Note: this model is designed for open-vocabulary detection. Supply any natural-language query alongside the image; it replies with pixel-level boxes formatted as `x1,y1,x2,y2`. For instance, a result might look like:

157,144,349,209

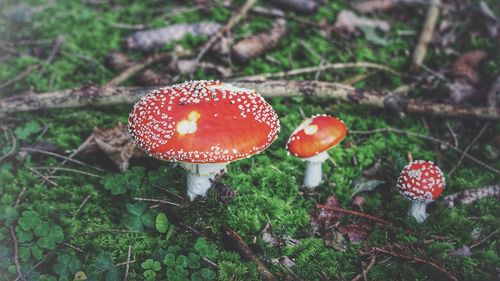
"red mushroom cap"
286,115,347,158
128,80,280,163
397,160,445,202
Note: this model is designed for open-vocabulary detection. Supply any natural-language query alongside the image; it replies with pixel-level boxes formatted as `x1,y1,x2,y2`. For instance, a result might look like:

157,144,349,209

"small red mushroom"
397,160,445,223
286,115,347,188
128,80,280,200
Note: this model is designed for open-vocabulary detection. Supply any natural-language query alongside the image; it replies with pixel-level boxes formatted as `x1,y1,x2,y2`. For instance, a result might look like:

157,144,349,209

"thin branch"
0,65,39,91
316,204,391,225
235,62,401,81
124,245,132,281
411,0,441,70
73,194,92,219
350,127,500,174
448,122,490,175
0,125,16,162
10,227,27,281
351,255,376,281
27,166,59,186
36,166,101,178
194,0,257,64
133,197,180,206
20,147,106,172
470,228,499,249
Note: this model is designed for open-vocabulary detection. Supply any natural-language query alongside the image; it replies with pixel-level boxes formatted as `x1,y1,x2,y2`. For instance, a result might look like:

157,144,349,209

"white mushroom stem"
303,151,329,189
409,201,429,223
181,163,227,200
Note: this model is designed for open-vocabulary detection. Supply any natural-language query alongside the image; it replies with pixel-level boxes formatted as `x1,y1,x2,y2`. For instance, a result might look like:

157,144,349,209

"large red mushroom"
397,160,445,223
128,80,280,200
286,115,347,188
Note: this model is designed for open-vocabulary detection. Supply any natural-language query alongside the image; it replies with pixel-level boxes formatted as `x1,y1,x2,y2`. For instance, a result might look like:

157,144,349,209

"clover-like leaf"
188,253,201,269
123,214,143,232
34,221,50,237
200,268,216,280
95,252,113,271
156,213,169,233
163,253,175,267
15,226,33,242
18,210,39,231
0,206,18,226
176,255,187,269
126,202,147,217
19,247,30,262
142,209,157,229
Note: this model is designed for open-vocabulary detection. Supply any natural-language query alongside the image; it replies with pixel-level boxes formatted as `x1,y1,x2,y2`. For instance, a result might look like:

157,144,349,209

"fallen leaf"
317,196,345,223
451,50,486,84
337,223,371,242
272,256,296,268
323,228,348,251
352,195,366,209
81,122,144,172
351,178,385,197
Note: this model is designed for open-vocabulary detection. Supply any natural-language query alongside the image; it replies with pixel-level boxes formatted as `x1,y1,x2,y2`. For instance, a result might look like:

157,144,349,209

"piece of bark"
80,122,144,171
265,0,317,14
443,184,500,208
169,59,233,77
221,225,278,281
125,22,222,51
232,19,287,63
1,81,499,120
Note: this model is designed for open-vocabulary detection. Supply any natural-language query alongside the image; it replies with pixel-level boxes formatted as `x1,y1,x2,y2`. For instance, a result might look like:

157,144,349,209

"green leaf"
53,261,69,277
194,238,208,252
18,210,39,231
176,255,187,268
166,225,175,241
19,246,30,262
156,213,169,233
74,271,87,281
68,258,81,273
191,271,203,281
34,221,50,237
163,253,175,267
31,245,43,260
105,267,120,281
141,209,157,229
0,206,18,226
123,214,144,232
37,236,56,250
57,254,71,264
143,269,156,280
51,225,64,243
200,268,215,280
152,261,161,271
14,121,40,140
95,252,113,271
188,253,200,269
126,202,147,217
15,226,33,242
141,259,154,270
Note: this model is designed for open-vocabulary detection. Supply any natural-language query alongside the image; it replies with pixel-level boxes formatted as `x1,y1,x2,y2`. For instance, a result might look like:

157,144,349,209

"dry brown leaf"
125,22,222,51
232,19,287,63
451,50,487,84
334,10,390,33
337,223,371,242
81,122,144,171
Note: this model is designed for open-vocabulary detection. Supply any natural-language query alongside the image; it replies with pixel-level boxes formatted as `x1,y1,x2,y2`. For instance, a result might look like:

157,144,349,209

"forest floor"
0,0,499,280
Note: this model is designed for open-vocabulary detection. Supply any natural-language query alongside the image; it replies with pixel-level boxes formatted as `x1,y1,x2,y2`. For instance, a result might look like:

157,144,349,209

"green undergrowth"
0,0,499,280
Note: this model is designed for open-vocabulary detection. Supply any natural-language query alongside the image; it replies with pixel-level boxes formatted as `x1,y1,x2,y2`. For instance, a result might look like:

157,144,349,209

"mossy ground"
0,0,499,280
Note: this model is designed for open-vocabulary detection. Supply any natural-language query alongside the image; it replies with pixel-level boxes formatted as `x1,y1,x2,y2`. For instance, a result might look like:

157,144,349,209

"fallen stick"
316,204,391,225
1,80,499,120
411,0,441,70
10,227,26,281
221,224,278,281
443,184,500,208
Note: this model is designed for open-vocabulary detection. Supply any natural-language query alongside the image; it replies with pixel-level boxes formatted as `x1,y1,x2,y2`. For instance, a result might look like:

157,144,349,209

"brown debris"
105,52,164,86
266,0,317,14
487,75,500,111
232,19,287,63
337,223,371,242
443,184,500,208
80,122,144,171
450,50,487,85
334,10,390,33
125,22,222,51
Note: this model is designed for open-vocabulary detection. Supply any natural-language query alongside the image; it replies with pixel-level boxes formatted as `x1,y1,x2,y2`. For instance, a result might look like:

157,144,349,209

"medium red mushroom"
128,80,280,200
397,160,445,223
286,115,347,189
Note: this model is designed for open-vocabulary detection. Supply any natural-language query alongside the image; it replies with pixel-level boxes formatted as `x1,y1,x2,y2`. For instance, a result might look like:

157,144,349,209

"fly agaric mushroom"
397,160,445,223
286,115,347,189
128,80,280,200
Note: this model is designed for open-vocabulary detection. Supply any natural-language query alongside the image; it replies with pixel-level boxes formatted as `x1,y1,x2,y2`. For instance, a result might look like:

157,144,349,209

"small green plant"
156,212,175,240
194,238,217,259
14,120,40,140
123,202,156,232
0,206,18,226
141,258,162,280
101,166,145,195
53,253,81,280
94,252,122,281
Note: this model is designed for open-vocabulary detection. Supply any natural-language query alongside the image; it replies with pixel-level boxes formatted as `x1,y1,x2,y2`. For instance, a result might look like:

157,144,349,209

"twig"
27,166,59,186
194,0,257,64
124,245,132,281
0,125,16,162
155,185,185,200
39,35,63,76
316,204,391,225
20,147,106,172
115,260,135,267
235,62,401,81
0,65,39,91
36,166,101,178
448,122,490,175
63,242,83,253
411,0,441,70
104,51,189,87
445,122,458,147
83,229,140,235
350,128,500,174
133,197,180,206
221,224,278,281
202,257,219,268
10,227,27,281
14,186,27,208
2,81,499,120
73,194,92,219
351,255,376,281
470,228,499,249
